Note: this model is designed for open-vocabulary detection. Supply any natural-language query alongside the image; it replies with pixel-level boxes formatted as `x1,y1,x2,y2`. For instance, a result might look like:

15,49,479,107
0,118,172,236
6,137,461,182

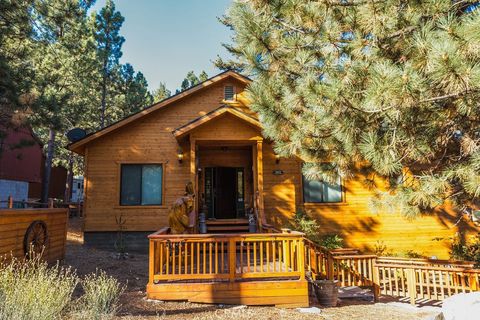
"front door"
204,167,245,219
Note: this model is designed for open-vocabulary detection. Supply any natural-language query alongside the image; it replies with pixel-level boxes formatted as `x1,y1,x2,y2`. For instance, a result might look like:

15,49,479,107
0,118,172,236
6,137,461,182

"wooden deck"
146,229,309,307
147,228,480,307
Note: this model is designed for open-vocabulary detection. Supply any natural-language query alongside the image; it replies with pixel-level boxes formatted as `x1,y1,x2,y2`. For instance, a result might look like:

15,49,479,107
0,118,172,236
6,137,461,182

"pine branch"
420,90,480,103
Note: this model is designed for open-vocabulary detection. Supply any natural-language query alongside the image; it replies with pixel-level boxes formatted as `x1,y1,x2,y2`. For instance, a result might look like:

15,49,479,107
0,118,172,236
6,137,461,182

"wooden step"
205,218,250,233
207,225,249,232
206,219,249,225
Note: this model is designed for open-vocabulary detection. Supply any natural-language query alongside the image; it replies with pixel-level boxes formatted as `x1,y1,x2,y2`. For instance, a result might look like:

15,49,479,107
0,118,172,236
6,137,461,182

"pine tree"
1,0,153,202
199,70,209,82
178,70,209,92
0,0,36,121
115,63,153,118
25,0,96,203
93,0,125,128
152,82,171,102
219,1,480,217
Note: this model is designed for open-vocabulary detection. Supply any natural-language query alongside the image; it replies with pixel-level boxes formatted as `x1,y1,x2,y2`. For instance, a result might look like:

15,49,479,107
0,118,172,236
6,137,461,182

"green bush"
373,241,393,256
292,209,320,242
74,270,124,320
403,250,424,259
291,209,343,249
450,233,480,267
0,257,77,320
321,234,343,250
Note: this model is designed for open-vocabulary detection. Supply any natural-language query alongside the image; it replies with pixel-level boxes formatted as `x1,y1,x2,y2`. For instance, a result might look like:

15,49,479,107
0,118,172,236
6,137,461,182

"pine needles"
219,0,480,217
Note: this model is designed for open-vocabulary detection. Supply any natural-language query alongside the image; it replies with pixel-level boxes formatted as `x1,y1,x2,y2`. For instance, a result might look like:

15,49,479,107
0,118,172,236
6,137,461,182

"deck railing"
374,257,480,304
148,229,305,284
304,239,376,286
148,228,479,305
304,238,480,304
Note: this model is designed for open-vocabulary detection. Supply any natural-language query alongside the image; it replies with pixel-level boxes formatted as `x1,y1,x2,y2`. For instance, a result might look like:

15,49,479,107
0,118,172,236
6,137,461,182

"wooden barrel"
313,280,339,307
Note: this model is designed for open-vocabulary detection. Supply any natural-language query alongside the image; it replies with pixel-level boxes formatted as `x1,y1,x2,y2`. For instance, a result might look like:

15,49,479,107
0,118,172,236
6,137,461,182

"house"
68,70,478,257
0,121,43,207
0,119,68,207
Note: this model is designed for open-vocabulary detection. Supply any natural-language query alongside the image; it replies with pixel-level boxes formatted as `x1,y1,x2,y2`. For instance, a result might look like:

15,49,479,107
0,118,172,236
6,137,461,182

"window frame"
117,162,166,207
301,172,344,204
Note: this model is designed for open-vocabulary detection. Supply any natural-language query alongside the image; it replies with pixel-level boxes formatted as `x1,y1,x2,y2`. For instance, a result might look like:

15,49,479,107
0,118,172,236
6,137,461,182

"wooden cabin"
69,70,478,258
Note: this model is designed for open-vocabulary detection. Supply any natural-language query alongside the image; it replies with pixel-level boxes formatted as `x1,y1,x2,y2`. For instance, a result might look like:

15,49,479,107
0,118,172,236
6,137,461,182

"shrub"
291,209,343,249
450,233,480,267
74,270,124,320
321,234,343,250
403,250,424,259
291,209,320,242
0,257,77,320
373,241,393,256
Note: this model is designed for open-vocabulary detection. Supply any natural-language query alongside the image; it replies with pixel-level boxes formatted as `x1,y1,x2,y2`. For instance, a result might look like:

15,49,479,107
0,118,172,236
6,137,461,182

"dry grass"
65,218,440,320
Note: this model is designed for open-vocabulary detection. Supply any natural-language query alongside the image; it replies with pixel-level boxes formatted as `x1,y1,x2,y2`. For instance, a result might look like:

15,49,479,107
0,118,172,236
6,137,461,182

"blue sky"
91,0,233,92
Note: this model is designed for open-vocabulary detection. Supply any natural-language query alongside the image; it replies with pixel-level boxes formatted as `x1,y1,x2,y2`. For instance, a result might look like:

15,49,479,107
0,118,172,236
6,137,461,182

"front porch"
146,228,309,307
146,226,480,307
173,106,267,230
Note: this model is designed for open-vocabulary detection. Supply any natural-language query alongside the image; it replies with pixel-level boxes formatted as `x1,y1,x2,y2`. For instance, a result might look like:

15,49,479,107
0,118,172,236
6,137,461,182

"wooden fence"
0,208,69,263
304,238,480,304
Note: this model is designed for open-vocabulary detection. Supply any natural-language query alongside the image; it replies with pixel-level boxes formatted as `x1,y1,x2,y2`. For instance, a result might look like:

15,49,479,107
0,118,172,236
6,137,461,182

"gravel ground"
65,218,441,320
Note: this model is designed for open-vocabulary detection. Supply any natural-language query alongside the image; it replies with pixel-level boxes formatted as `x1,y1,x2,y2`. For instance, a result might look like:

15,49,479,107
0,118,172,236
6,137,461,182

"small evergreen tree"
178,70,209,92
198,70,209,82
219,1,480,217
152,82,171,102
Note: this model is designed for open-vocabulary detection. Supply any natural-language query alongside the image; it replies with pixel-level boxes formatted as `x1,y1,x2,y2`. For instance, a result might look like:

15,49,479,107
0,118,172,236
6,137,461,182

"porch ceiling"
172,105,262,139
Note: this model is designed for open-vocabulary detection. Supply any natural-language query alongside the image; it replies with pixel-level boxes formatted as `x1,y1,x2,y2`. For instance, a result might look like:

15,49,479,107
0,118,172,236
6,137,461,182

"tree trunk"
41,128,56,205
64,152,74,203
100,60,108,129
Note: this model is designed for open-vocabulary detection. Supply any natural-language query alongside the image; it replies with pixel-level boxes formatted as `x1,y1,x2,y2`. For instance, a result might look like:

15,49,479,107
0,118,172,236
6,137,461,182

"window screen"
302,175,342,203
120,164,163,205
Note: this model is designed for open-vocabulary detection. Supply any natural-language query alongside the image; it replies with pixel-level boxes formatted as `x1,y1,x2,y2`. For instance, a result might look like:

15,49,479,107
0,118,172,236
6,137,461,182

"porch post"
255,140,265,230
190,136,197,232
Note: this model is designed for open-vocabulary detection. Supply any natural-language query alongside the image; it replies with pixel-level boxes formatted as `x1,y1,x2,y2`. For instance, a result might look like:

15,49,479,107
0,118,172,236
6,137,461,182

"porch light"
275,154,280,164
177,148,184,163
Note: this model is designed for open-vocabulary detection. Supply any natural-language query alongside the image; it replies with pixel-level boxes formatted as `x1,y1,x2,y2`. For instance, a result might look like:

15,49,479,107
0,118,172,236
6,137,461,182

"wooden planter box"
0,208,68,263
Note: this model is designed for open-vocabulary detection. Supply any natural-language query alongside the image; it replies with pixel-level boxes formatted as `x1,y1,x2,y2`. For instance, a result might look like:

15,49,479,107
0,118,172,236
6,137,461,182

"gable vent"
224,85,235,101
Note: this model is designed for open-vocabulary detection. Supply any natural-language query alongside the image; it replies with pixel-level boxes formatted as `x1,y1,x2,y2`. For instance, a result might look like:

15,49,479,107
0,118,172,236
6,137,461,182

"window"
224,85,235,101
302,174,342,203
120,164,163,206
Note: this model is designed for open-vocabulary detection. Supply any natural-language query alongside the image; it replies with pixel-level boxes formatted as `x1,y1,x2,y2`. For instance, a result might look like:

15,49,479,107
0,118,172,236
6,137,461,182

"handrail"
376,256,475,267
149,231,304,239
149,227,171,237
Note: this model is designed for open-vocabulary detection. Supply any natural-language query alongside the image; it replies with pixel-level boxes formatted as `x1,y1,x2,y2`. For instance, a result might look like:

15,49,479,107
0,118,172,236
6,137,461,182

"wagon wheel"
23,220,48,258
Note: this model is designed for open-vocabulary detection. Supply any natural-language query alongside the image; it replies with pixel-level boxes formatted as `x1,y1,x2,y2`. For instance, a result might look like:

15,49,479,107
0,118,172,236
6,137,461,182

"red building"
0,122,43,206
0,121,67,206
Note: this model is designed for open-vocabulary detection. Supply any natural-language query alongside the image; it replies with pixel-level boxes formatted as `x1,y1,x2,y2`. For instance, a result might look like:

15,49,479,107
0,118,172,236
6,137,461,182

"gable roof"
68,70,251,154
173,105,262,139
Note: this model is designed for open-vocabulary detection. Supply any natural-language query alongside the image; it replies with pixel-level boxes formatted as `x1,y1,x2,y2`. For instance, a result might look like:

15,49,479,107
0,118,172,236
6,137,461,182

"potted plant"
313,278,339,307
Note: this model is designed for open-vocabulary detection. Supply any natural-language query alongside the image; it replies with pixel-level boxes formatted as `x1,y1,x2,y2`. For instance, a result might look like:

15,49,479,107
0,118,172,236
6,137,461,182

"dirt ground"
65,218,441,320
